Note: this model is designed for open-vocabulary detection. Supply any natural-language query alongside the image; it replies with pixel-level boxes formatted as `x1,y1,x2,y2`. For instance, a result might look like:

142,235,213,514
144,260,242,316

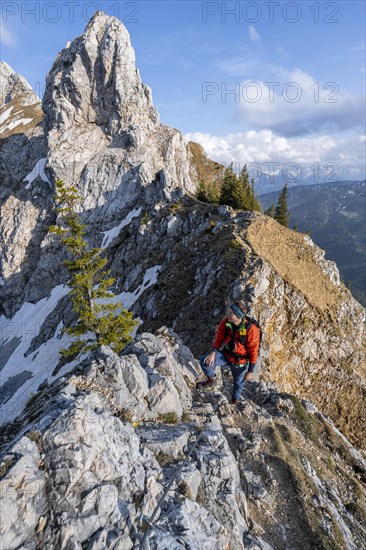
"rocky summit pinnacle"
43,12,159,135
40,11,196,204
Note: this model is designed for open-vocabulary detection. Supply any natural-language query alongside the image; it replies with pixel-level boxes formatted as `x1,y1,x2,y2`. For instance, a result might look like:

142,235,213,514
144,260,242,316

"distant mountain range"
252,166,365,195
259,181,366,306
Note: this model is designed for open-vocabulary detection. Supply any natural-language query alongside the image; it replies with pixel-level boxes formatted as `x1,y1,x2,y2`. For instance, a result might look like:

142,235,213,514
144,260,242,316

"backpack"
224,316,262,350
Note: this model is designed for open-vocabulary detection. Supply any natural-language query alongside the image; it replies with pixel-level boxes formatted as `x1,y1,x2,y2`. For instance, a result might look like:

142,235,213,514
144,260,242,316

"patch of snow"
0,277,4,286
0,284,69,347
24,158,51,189
0,105,13,124
2,323,87,427
97,265,162,311
102,207,142,247
0,263,160,427
1,118,33,131
0,285,71,426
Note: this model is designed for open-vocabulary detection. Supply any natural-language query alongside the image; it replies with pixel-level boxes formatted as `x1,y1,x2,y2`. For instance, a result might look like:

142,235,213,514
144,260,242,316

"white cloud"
249,25,261,44
206,59,364,137
184,129,366,182
0,21,16,47
232,67,365,137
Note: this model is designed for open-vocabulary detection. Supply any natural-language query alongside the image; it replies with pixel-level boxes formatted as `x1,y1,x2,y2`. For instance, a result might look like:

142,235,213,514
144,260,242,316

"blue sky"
1,0,365,182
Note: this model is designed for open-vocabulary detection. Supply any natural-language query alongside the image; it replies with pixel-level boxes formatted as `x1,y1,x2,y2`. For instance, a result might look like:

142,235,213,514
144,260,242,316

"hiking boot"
231,397,239,405
196,376,216,389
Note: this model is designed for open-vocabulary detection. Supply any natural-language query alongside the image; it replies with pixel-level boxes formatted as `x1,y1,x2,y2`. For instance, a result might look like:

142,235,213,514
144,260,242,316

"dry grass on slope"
246,216,347,313
188,141,224,186
246,216,366,450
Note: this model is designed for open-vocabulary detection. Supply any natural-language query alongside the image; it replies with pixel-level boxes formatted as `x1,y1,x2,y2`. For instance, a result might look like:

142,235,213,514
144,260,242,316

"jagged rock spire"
0,61,40,107
41,11,195,202
42,11,159,135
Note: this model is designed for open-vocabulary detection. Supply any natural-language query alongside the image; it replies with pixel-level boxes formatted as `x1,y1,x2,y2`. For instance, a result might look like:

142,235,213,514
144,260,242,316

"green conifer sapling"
49,179,137,358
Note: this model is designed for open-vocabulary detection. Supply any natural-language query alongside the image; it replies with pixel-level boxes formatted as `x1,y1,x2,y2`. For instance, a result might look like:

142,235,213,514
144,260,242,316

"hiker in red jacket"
196,300,261,405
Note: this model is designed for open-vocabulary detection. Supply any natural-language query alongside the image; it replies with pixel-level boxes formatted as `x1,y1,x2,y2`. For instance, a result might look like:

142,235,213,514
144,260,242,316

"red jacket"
212,317,260,365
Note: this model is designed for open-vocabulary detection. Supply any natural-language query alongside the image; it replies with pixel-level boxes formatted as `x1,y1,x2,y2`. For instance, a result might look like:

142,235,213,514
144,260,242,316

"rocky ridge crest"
1,330,365,549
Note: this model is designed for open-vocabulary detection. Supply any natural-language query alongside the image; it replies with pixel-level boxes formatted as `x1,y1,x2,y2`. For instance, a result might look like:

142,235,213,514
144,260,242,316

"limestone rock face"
0,12,197,319
42,11,195,210
0,61,40,107
43,12,158,135
0,436,47,549
1,331,365,550
0,62,48,315
0,62,44,143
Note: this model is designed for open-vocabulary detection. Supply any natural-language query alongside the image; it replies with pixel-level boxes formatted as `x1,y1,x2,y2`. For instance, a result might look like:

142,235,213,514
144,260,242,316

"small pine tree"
239,165,252,210
219,164,251,210
219,165,239,208
219,163,262,212
233,172,247,210
238,166,261,212
265,204,275,217
196,180,220,204
206,181,220,204
250,177,262,212
50,179,138,358
274,183,289,227
196,180,209,203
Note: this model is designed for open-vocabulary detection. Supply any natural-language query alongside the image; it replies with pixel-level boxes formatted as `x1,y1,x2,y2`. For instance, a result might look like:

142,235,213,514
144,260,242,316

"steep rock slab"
1,332,365,549
0,61,40,107
0,62,48,315
0,12,199,317
0,339,250,550
193,422,249,548
42,11,196,214
0,436,47,548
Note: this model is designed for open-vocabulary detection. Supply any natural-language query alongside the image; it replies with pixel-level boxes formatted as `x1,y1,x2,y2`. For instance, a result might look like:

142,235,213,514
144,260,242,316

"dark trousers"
199,351,248,400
